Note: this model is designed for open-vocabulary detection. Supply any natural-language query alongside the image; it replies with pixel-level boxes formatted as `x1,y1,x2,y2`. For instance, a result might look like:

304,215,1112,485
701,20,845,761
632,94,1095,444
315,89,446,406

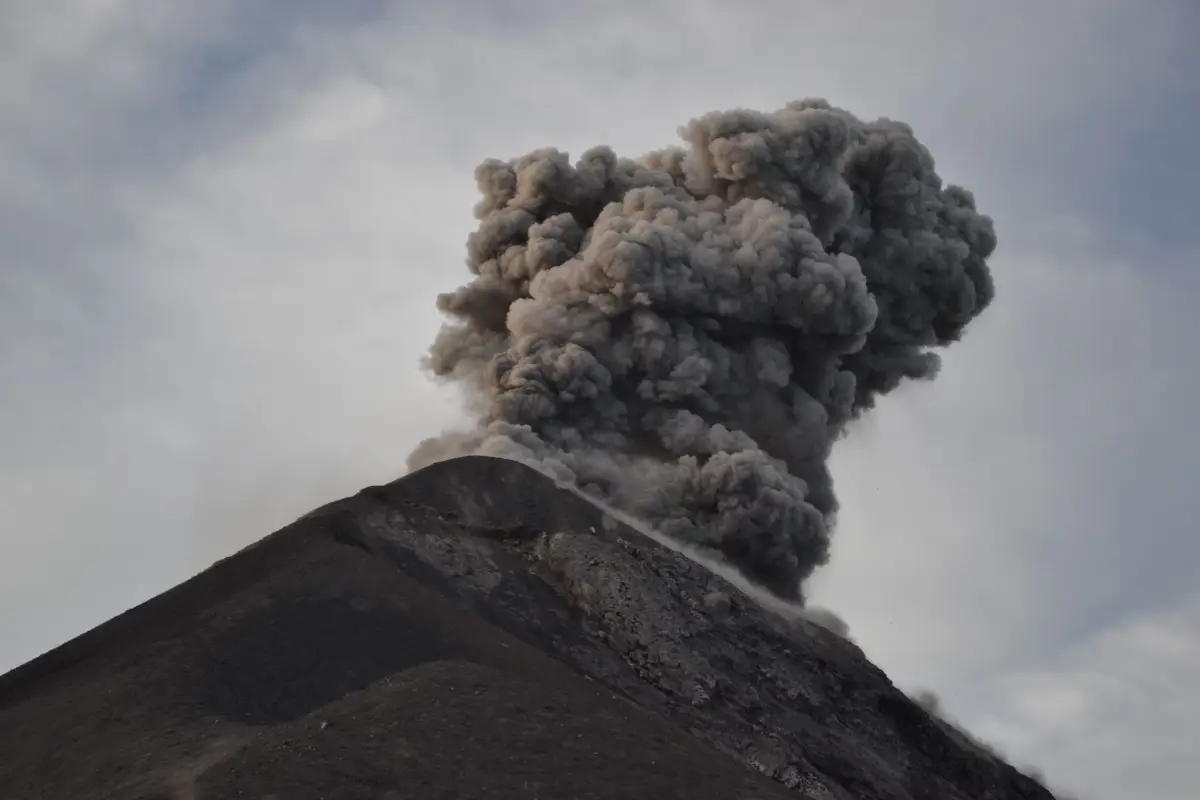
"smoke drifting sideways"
409,99,996,602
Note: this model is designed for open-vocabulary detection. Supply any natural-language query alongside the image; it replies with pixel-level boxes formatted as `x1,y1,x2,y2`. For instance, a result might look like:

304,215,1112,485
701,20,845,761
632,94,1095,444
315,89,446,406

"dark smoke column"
409,100,996,602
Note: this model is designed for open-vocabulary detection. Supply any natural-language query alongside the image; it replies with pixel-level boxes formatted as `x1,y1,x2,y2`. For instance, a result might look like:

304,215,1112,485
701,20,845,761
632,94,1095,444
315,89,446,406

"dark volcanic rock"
0,455,1057,800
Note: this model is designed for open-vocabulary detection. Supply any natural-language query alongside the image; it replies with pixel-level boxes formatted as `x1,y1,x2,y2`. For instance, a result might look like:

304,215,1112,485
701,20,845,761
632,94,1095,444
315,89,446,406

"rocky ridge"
0,455,1059,799
317,455,1054,799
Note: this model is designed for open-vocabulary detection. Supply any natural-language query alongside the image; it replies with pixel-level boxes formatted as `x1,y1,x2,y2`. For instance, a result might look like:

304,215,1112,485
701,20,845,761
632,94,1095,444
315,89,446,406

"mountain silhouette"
0,456,1056,799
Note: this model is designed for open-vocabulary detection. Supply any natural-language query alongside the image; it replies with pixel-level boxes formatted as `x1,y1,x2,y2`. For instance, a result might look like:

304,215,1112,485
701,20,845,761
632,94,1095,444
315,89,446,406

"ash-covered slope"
0,456,1054,800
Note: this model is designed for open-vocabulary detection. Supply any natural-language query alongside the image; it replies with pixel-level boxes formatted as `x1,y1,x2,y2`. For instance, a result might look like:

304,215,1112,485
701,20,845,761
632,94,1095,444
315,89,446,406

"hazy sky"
3,3,1198,798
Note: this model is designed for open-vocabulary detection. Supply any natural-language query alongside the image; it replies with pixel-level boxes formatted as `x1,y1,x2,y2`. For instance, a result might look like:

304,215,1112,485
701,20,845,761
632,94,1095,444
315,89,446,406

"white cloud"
968,590,1200,799
2,3,1197,798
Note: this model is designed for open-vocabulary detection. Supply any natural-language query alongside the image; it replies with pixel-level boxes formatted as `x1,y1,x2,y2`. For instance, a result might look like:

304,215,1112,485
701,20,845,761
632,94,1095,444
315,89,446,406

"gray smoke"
409,99,996,601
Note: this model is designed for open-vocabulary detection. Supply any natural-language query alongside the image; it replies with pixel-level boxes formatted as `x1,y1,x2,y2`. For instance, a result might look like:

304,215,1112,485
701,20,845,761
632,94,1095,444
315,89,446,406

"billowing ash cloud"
409,99,996,601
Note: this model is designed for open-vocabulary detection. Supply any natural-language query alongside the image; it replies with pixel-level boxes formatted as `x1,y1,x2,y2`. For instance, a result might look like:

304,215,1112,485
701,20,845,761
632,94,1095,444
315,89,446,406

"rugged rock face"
0,455,1057,799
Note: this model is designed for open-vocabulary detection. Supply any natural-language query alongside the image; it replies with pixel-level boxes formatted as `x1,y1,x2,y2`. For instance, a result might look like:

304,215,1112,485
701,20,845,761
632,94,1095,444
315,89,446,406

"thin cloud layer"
1,3,1197,799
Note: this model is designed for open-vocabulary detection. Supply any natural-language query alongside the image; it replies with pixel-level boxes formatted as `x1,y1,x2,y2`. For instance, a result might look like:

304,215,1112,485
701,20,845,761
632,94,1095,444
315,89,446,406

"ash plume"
409,99,996,601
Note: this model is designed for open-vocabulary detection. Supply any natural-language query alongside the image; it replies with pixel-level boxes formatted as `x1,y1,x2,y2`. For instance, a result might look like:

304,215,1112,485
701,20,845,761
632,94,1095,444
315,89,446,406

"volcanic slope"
0,455,1056,799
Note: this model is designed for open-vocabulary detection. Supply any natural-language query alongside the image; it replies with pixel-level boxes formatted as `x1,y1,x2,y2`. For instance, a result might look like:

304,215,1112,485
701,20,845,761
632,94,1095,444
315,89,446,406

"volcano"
0,456,1056,799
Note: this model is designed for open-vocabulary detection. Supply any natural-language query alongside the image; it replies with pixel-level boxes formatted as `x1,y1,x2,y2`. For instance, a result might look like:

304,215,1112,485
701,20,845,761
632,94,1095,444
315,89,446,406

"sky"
2,2,1198,798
